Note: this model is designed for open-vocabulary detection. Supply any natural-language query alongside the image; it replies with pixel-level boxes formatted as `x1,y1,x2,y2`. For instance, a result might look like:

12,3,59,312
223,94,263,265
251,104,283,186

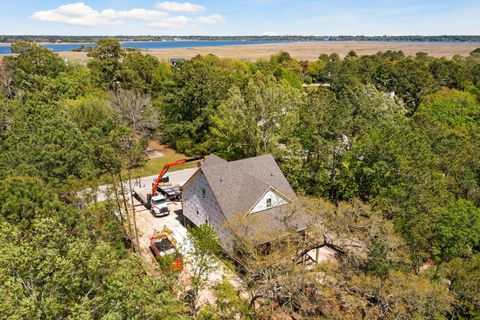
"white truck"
133,156,202,217
133,187,170,217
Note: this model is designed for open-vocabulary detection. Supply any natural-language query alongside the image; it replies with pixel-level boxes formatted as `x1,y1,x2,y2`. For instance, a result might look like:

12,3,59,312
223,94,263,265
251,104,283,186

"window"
266,198,272,208
202,188,206,199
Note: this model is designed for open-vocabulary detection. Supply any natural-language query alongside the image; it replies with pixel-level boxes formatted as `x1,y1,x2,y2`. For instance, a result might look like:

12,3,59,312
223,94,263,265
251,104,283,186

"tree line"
0,39,480,319
1,35,480,43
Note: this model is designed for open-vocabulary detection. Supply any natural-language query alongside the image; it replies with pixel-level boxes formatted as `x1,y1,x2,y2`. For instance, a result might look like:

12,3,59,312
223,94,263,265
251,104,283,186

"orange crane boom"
151,156,203,195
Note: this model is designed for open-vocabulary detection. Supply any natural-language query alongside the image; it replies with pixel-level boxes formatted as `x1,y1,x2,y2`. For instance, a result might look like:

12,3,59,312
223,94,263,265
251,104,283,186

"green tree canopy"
87,38,125,90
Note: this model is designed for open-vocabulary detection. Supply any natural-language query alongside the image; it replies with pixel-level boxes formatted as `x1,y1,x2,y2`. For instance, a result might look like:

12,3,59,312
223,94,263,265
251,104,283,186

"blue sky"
0,0,479,36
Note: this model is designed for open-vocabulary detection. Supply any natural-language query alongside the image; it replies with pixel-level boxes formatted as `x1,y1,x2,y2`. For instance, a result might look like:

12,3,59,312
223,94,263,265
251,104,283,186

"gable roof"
199,154,297,220
246,186,290,215
201,153,227,168
235,204,316,245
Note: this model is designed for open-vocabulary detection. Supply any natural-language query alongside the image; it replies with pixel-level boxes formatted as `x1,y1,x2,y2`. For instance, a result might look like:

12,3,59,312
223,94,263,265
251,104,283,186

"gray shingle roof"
200,154,297,219
238,205,316,244
221,196,323,245
201,154,227,168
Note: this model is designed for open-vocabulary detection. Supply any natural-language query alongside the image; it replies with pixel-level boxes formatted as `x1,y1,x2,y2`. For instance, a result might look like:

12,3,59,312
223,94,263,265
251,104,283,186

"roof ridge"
199,153,297,218
228,154,273,165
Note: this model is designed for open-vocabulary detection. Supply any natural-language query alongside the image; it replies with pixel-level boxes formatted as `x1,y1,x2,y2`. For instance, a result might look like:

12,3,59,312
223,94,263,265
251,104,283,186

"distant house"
170,58,185,67
182,154,312,253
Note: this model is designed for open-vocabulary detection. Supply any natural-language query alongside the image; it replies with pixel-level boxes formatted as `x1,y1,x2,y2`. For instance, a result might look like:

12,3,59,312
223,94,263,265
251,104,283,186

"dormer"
248,186,290,214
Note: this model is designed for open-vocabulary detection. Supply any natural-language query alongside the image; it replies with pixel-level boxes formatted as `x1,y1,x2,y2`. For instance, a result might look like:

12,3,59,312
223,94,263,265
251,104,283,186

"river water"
0,40,301,54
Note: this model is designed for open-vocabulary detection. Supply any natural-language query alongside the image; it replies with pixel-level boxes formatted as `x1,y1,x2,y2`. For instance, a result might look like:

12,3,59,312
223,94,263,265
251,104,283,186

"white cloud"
156,2,205,13
195,14,224,24
149,16,189,29
30,1,225,31
31,2,168,27
31,2,110,27
117,9,168,20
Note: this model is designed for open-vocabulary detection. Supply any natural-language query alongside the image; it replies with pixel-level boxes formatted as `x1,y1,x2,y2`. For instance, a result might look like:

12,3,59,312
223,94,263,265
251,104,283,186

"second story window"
266,198,272,208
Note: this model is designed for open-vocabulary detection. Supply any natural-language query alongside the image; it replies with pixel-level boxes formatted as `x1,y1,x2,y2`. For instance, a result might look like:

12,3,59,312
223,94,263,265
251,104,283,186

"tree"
343,270,452,319
431,199,480,273
0,218,187,319
366,235,390,278
109,90,159,135
330,55,362,92
159,54,242,154
121,50,160,93
227,198,423,319
44,65,90,101
470,47,480,56
0,98,12,146
151,61,174,94
0,177,188,319
108,126,147,252
419,88,480,132
346,50,358,59
212,279,253,320
390,58,437,114
3,41,67,95
294,84,405,201
211,73,303,160
182,224,222,317
0,62,14,98
0,98,97,187
197,279,253,320
87,38,125,90
446,254,480,318
0,176,77,230
268,51,303,88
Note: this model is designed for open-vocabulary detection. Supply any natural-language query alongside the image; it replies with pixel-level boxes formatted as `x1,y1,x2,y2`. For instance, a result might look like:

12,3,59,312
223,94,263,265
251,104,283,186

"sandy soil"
146,141,167,159
130,179,243,306
54,41,480,63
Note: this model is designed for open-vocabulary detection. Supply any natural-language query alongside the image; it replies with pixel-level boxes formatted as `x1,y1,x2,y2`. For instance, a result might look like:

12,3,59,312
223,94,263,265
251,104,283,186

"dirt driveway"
132,199,187,268
129,168,244,305
132,197,244,304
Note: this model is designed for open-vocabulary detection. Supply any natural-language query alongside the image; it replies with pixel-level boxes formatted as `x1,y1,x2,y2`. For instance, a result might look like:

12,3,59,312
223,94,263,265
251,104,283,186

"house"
182,154,312,253
170,58,185,67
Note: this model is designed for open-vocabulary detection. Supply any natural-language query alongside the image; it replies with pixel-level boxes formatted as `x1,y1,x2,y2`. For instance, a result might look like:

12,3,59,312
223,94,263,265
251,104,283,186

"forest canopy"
0,39,480,319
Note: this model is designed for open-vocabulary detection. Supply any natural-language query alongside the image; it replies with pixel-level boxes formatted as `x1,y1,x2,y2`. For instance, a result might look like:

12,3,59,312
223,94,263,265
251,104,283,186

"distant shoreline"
1,34,480,45
1,40,478,62
1,39,480,47
44,41,479,64
0,42,95,46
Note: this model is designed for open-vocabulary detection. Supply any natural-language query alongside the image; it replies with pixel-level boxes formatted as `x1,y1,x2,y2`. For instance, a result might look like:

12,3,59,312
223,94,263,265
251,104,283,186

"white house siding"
250,188,288,214
182,171,234,251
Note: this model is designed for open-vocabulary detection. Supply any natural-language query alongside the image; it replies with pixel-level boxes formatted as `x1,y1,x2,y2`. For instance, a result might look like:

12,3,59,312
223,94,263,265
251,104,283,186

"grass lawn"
130,143,198,178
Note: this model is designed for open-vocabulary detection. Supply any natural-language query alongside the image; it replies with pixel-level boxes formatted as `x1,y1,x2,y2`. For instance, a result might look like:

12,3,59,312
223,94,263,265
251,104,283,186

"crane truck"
132,156,202,217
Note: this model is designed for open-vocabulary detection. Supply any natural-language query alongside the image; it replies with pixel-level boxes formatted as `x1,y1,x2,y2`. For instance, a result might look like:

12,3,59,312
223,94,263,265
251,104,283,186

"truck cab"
151,194,169,217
